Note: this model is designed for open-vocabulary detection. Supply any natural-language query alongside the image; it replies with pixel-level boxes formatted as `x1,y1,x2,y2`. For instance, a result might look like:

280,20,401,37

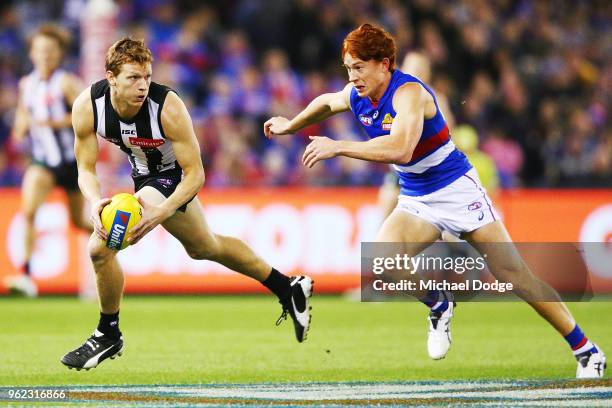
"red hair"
342,24,396,70
106,38,153,76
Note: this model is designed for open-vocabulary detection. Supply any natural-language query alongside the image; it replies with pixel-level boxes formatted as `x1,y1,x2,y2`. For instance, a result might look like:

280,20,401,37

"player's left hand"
263,116,292,138
127,197,173,245
302,136,339,168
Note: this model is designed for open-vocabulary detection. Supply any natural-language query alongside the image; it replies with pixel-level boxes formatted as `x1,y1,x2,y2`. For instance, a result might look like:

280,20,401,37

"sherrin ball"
101,193,142,250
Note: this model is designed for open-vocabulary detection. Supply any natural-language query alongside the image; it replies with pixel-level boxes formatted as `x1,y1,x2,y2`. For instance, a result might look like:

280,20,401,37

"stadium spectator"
0,0,608,188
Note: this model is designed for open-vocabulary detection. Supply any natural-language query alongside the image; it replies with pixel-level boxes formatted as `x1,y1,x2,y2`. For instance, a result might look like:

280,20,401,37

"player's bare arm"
72,87,110,240
128,91,204,244
302,83,425,168
12,78,30,143
263,83,352,137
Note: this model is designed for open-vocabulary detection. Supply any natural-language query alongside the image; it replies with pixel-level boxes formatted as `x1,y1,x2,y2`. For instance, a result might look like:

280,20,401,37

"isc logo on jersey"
101,193,142,250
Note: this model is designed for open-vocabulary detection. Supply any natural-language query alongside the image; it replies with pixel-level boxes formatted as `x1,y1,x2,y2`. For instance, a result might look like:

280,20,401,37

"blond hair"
28,23,71,55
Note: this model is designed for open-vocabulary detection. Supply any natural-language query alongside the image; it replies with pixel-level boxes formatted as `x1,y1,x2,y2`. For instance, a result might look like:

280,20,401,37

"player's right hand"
263,117,291,138
91,198,112,241
127,196,172,246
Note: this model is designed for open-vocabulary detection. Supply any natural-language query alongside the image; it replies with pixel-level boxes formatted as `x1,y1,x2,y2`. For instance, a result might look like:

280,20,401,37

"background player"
264,24,605,379
60,38,312,371
5,24,92,297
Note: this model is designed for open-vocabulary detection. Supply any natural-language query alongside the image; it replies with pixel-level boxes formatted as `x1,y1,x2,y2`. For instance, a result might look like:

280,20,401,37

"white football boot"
5,275,38,298
427,300,454,360
576,345,606,379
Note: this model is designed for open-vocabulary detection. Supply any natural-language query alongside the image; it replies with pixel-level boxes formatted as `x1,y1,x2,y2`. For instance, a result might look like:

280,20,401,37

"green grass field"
0,295,610,386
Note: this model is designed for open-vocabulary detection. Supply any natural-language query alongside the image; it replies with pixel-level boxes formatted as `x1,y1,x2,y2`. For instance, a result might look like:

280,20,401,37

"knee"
88,237,115,268
185,236,222,261
491,260,535,287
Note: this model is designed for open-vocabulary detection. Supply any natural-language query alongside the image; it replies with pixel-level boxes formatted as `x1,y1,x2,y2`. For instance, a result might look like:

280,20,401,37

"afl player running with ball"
61,38,313,371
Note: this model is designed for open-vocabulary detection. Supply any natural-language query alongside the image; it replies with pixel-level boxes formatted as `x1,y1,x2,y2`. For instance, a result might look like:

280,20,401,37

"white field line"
70,382,612,402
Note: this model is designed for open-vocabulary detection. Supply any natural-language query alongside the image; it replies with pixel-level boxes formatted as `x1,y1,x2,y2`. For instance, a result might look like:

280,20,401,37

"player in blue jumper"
264,23,604,378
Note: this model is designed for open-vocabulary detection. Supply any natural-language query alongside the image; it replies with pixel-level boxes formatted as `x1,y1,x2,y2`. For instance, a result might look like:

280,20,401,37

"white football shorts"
396,168,501,237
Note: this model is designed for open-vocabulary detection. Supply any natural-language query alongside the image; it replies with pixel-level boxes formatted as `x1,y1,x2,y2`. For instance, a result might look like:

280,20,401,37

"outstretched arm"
263,83,352,137
302,82,425,167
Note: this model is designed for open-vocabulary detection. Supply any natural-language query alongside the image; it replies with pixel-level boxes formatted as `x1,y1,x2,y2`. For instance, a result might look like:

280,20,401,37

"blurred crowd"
0,0,610,189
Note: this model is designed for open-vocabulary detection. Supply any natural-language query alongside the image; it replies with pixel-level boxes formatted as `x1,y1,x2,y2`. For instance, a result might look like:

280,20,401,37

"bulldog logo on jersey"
381,113,394,130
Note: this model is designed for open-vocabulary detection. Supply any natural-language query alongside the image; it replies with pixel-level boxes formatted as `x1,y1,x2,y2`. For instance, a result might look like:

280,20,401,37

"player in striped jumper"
60,38,312,371
5,24,92,297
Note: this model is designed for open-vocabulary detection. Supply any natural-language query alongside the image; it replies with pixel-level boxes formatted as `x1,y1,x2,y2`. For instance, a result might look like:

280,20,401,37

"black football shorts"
133,171,195,213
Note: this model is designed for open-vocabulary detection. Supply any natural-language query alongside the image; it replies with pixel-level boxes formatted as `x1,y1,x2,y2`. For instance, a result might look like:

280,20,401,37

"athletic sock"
23,261,31,276
421,290,449,313
262,268,291,301
565,324,597,356
97,311,121,339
